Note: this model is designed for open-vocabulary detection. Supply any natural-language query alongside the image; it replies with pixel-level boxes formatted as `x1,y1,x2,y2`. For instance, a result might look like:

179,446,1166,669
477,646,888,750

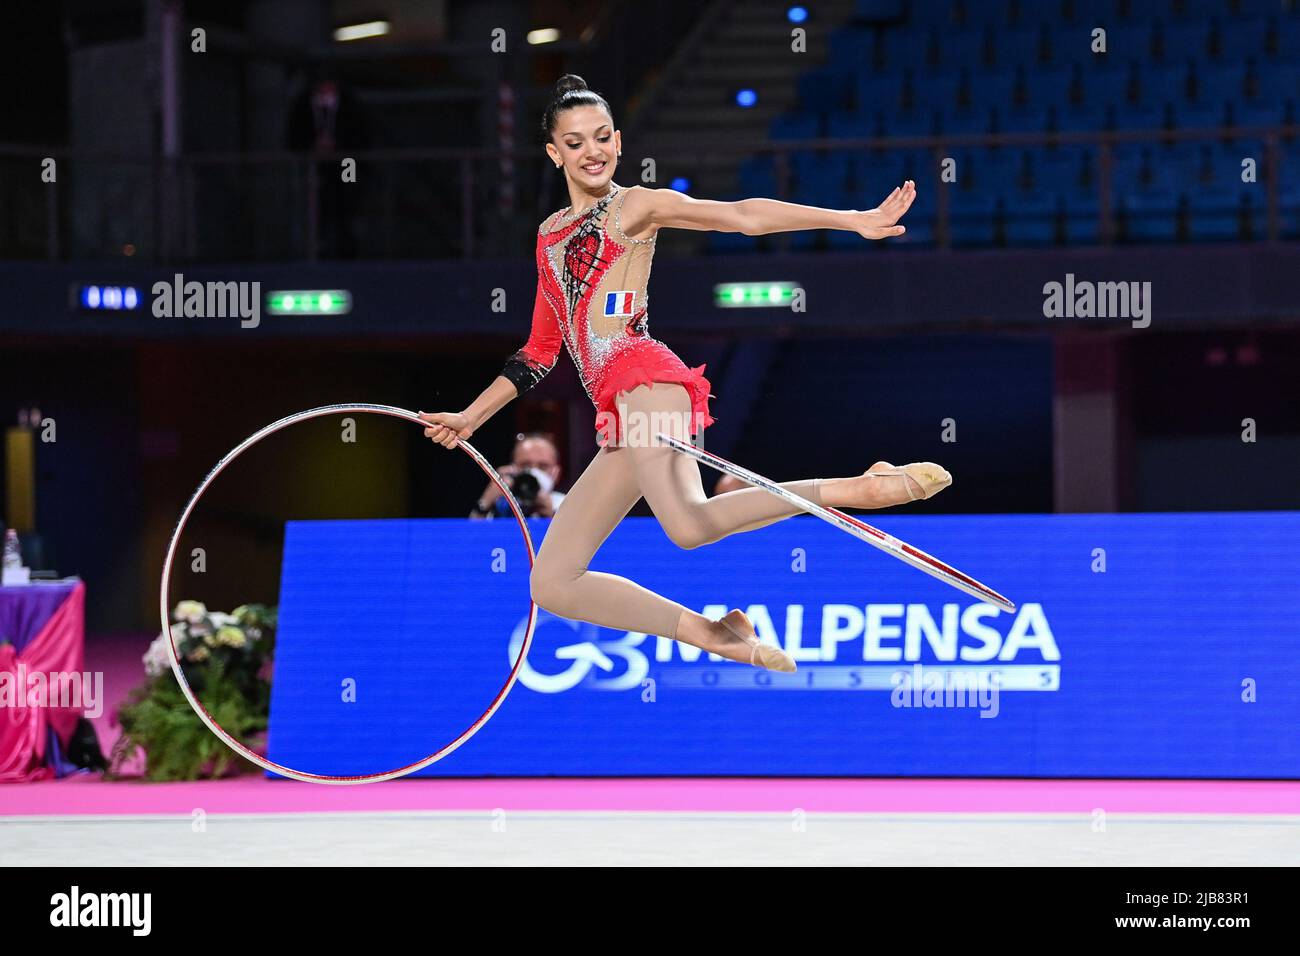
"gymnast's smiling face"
546,105,621,190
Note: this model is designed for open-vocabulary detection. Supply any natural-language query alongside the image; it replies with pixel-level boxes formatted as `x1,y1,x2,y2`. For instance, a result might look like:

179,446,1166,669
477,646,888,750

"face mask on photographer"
526,467,556,495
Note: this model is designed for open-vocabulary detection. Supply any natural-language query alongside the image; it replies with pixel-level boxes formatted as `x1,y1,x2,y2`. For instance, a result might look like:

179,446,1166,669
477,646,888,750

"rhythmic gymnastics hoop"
160,403,538,785
657,432,1016,613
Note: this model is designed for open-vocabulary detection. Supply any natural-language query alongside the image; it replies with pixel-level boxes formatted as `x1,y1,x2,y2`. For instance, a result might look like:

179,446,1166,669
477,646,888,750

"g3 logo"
508,615,650,693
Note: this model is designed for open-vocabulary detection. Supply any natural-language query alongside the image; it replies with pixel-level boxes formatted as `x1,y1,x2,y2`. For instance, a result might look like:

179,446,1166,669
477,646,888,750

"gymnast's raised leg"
529,381,950,670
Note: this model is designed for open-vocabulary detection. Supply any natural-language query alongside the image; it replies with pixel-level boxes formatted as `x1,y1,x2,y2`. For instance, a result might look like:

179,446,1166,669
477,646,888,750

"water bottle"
2,530,21,570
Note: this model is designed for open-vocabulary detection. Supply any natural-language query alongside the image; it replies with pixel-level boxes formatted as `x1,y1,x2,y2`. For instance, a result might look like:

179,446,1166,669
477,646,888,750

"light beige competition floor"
2,811,1297,865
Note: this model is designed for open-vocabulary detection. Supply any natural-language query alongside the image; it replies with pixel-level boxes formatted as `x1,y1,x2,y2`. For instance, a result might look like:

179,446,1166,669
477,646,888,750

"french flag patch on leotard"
604,290,635,317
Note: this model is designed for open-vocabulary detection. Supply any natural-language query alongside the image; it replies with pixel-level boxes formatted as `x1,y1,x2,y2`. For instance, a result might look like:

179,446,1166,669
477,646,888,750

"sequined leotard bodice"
500,182,715,443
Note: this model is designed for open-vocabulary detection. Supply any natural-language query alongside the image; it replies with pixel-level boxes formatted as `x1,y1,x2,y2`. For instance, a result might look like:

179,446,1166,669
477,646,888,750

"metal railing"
1,123,1295,262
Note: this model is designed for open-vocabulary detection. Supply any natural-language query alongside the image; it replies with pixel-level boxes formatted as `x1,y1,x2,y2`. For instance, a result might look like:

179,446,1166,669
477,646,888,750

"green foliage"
109,602,276,782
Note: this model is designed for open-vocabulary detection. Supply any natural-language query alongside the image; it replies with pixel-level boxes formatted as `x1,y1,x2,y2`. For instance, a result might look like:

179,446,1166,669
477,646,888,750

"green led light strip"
266,290,353,315
713,282,800,308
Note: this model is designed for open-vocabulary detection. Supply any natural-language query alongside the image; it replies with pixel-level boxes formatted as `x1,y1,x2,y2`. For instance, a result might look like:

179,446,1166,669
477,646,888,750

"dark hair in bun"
540,74,613,144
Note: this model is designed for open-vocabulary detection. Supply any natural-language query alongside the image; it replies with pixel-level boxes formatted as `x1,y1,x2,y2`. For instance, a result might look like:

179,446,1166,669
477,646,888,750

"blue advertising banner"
266,513,1300,778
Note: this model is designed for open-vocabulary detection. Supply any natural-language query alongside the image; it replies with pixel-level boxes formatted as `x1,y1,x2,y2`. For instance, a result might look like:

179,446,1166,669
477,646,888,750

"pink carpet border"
2,776,1298,817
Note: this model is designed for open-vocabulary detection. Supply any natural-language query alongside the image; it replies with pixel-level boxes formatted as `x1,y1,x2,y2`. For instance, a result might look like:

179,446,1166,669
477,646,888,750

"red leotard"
499,182,716,444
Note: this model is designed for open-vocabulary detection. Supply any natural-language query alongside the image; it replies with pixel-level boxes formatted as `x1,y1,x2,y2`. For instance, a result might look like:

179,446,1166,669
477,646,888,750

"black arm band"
501,352,549,395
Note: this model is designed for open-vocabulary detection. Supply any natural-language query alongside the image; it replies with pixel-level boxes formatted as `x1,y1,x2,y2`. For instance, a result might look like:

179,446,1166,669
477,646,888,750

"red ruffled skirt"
592,342,716,447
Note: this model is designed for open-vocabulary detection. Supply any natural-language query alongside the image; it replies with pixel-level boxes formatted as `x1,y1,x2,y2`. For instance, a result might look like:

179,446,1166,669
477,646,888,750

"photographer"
470,432,566,519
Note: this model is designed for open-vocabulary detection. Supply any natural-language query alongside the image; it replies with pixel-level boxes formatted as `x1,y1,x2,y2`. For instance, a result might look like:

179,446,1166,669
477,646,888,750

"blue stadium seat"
947,187,999,245
1276,20,1300,63
1073,66,1132,108
1050,27,1105,65
1168,0,1231,19
793,151,850,192
937,104,994,136
1175,98,1228,128
906,68,962,111
1092,0,1143,22
1197,64,1248,103
1234,0,1290,16
738,156,779,198
1248,61,1300,104
932,147,975,190
936,26,989,68
958,0,1019,28
854,0,906,18
1249,62,1298,107
1167,142,1215,190
1119,186,1182,241
882,108,937,137
1111,142,1150,185
1062,185,1101,242
1004,187,1061,244
1143,144,1186,190
996,26,1046,68
1052,101,1110,131
969,68,1017,105
896,147,937,182
1217,113,1266,152
1282,141,1300,187
1024,65,1075,108
1035,144,1092,191
770,112,821,140
1141,64,1191,103
1112,101,1170,130
850,150,907,192
857,73,906,113
799,67,855,113
828,110,879,139
829,27,875,67
988,148,1031,191
1281,182,1300,238
873,27,930,72
850,146,920,190
1186,181,1251,241
1211,142,1267,190
996,103,1053,132
1216,17,1272,61
1161,21,1212,61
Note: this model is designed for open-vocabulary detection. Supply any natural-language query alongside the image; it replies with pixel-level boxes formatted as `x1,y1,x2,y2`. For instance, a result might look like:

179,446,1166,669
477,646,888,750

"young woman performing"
419,75,950,673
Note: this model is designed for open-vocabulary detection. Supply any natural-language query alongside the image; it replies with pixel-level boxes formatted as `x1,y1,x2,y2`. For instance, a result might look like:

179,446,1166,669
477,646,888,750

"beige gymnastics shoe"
864,461,952,503
718,608,796,673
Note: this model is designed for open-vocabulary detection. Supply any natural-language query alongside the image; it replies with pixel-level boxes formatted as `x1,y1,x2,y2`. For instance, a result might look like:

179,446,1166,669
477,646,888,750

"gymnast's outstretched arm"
419,277,563,448
620,179,917,240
